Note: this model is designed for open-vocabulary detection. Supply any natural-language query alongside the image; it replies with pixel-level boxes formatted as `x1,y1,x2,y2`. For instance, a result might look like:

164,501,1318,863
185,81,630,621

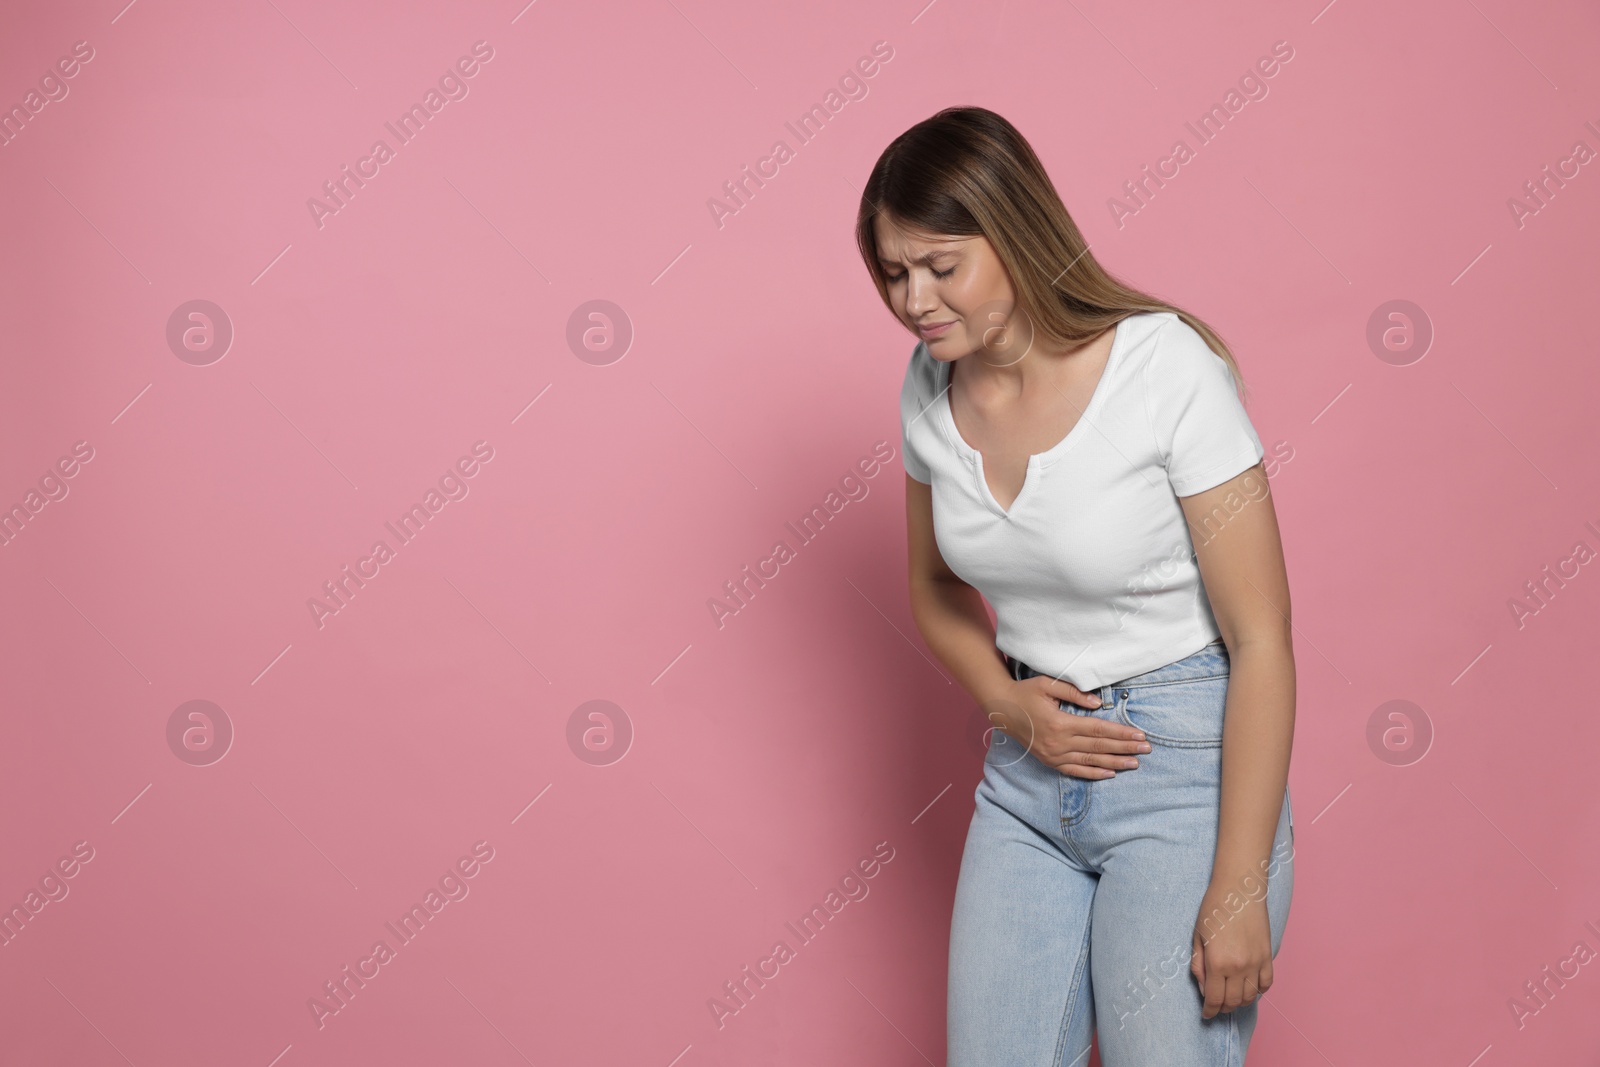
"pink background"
3,0,1599,1063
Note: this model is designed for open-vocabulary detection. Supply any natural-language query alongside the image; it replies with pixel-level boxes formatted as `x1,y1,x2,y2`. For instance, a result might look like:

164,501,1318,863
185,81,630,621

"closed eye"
884,267,955,282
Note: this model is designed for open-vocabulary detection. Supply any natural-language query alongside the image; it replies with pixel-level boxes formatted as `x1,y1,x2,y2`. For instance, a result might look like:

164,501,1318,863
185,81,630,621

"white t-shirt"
899,310,1265,691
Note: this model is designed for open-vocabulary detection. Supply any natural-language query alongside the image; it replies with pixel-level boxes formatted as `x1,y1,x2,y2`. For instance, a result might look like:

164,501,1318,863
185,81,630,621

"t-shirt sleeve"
1144,316,1265,497
899,347,934,484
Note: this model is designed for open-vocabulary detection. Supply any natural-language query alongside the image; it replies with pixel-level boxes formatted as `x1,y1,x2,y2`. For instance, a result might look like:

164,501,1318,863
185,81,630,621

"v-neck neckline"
936,316,1128,520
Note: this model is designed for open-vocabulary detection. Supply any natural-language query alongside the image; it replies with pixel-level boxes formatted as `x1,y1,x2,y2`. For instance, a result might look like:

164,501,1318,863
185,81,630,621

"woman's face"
872,214,1021,362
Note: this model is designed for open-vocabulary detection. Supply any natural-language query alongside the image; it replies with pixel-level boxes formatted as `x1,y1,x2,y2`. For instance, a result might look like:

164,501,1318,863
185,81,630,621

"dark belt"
1003,652,1115,710
1002,651,1090,690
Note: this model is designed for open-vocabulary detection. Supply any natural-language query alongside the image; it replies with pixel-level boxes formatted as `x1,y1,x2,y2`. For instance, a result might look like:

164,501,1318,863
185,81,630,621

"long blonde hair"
855,106,1250,401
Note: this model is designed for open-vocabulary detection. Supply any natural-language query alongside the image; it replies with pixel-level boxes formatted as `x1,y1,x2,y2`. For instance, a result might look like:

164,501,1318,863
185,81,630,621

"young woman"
857,107,1296,1065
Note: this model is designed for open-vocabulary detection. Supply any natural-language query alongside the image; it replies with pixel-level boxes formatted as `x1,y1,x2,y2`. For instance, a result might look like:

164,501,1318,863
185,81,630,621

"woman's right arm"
904,473,1150,778
904,474,1016,709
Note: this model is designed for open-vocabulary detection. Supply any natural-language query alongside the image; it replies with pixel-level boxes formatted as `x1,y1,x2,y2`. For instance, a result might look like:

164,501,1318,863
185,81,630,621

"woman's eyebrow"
880,249,958,267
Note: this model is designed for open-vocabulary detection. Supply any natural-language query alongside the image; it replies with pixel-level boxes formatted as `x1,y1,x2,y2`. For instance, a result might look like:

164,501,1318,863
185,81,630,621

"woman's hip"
980,638,1240,853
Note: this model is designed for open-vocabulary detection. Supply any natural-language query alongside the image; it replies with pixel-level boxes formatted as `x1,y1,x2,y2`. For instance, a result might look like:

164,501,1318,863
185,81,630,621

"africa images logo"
305,41,496,229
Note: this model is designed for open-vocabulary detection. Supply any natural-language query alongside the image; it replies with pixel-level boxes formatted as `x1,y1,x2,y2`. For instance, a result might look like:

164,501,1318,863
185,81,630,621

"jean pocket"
1113,674,1229,747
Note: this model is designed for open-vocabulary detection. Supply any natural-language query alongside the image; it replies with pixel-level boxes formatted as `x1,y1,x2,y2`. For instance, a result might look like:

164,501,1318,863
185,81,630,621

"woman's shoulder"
1119,308,1184,353
1125,310,1228,381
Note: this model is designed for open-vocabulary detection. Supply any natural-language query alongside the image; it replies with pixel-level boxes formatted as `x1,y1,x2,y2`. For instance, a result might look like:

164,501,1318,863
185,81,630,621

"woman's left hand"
1189,881,1274,1019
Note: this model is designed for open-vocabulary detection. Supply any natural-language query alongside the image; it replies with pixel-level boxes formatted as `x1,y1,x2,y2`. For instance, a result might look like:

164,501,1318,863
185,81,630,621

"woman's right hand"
981,676,1152,778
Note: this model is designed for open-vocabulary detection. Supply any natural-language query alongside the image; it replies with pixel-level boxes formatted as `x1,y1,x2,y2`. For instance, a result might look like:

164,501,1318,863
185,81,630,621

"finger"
1040,678,1102,709
1203,971,1227,1019
1030,685,1146,748
1045,741,1144,771
1080,714,1148,746
1245,964,1270,1000
1045,755,1120,779
1044,749,1133,778
1051,747,1139,770
1056,723,1150,756
1224,973,1247,1013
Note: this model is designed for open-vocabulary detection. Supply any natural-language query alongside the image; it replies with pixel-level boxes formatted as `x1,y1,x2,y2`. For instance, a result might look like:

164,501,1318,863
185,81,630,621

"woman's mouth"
919,320,957,339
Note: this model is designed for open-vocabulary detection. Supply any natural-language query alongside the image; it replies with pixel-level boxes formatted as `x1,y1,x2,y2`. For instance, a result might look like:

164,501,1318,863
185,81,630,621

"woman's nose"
904,278,938,316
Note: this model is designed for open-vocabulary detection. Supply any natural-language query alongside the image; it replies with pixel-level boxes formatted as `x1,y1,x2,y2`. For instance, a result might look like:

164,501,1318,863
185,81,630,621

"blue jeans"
948,639,1294,1066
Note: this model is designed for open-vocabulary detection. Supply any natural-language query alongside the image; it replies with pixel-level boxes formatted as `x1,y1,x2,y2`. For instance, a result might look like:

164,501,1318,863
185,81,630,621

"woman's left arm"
1178,460,1295,1018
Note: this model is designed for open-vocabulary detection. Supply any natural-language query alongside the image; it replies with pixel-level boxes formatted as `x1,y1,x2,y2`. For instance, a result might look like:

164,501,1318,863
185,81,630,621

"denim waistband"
1004,638,1229,695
